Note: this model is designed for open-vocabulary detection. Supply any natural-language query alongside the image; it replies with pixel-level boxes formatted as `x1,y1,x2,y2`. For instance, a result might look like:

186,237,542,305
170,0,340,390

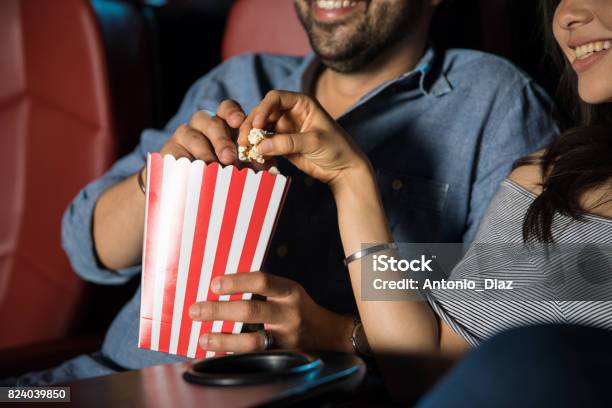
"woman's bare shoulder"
507,150,544,195
508,150,612,219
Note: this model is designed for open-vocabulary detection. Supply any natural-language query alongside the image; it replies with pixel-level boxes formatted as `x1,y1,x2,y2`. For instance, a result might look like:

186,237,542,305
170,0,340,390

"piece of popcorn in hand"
238,146,249,162
239,128,274,164
246,145,264,164
248,128,272,146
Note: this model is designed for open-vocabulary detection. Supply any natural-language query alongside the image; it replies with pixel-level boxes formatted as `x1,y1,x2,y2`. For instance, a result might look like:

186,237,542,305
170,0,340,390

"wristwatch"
350,317,372,357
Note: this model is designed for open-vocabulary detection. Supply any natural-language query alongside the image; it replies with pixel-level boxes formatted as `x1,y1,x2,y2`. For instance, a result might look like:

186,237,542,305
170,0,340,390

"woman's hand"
238,90,370,190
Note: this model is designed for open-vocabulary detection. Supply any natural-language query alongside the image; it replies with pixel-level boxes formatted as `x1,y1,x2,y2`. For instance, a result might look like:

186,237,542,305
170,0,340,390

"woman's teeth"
316,0,358,10
574,40,612,60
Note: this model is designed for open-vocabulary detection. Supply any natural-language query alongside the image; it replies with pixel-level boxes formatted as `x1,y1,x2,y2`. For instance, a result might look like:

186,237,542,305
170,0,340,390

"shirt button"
276,245,288,258
391,179,403,191
304,176,315,187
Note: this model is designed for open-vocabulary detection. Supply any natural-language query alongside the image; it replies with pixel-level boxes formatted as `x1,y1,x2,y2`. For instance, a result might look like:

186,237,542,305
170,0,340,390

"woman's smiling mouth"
570,39,612,73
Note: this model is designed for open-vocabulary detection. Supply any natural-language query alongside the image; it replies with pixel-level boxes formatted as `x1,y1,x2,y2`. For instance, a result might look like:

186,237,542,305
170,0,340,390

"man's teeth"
316,0,358,10
574,40,612,60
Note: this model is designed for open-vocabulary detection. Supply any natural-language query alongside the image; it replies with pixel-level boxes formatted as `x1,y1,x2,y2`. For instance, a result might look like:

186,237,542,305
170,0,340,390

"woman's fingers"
256,132,319,156
253,90,307,128
238,90,316,145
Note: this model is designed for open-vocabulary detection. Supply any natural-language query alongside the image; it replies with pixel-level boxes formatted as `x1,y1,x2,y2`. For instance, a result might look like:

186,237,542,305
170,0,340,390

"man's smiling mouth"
312,0,368,23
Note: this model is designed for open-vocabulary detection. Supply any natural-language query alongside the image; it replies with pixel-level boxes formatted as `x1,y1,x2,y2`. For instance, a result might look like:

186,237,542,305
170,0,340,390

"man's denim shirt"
62,47,558,369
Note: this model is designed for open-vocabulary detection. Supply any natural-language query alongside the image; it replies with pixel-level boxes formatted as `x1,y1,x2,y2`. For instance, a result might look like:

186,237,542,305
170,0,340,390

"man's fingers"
200,332,266,353
212,271,296,298
189,299,282,323
189,111,236,165
173,124,217,163
217,99,246,128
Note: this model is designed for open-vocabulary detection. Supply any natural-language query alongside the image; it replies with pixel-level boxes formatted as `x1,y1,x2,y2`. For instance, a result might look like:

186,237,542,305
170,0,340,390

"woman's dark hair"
518,0,612,242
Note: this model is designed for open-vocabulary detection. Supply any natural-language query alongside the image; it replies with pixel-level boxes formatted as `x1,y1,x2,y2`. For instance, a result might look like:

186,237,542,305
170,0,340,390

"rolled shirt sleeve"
61,131,166,284
60,75,210,285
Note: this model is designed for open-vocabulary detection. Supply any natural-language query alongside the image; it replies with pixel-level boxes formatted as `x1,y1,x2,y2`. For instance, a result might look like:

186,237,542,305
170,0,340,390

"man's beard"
295,1,423,73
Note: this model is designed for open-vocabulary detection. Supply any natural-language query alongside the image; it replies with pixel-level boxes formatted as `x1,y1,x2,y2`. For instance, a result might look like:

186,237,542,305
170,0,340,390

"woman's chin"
577,83,612,105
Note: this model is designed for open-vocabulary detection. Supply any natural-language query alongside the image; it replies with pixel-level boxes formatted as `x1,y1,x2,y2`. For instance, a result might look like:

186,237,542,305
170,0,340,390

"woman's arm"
240,91,470,400
332,165,442,354
239,91,469,356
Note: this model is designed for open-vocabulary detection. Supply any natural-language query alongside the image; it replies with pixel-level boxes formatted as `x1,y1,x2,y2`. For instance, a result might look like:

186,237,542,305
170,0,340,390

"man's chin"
318,51,373,74
311,20,361,41
310,30,376,72
310,30,365,60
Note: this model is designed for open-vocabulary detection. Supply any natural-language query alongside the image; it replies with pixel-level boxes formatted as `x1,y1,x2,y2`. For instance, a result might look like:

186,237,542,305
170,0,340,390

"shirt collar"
277,53,318,93
281,45,453,97
398,46,453,97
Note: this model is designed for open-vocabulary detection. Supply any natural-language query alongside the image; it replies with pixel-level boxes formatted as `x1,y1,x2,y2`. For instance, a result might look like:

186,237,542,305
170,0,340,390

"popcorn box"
138,153,290,358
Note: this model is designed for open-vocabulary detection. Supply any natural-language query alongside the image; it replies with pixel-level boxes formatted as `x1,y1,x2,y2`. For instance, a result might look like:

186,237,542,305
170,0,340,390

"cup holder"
183,351,323,386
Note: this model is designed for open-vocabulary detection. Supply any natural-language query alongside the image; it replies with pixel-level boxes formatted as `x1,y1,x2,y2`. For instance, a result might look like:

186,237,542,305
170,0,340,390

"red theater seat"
222,0,311,61
0,0,116,352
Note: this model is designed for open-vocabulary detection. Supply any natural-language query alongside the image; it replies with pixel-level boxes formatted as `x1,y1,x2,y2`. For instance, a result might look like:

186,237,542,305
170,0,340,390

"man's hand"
188,272,355,353
93,99,248,271
160,99,247,165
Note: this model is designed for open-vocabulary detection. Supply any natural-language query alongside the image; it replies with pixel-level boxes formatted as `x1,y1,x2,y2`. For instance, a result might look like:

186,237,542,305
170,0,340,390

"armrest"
0,336,103,378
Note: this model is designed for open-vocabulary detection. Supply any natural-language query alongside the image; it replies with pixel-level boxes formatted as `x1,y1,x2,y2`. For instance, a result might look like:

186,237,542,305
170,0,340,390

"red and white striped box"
138,153,290,359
